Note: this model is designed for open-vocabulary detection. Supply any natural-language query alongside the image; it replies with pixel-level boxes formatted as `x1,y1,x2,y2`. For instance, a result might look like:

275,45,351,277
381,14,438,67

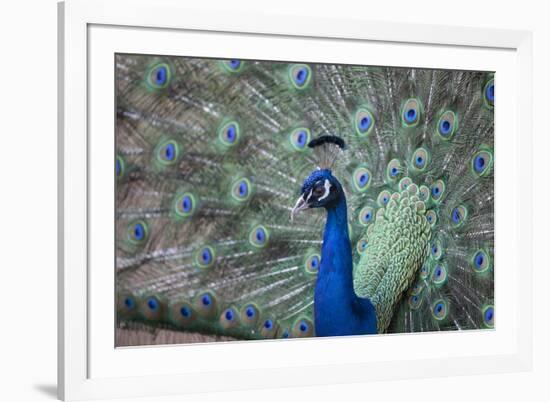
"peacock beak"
290,192,311,222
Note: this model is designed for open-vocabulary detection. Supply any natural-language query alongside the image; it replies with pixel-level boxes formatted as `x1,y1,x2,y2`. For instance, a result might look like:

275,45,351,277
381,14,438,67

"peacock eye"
289,127,311,151
352,166,372,192
218,121,240,146
289,64,312,89
471,149,493,177
116,155,125,178
146,297,160,311
354,107,375,136
305,253,321,274
432,263,447,285
146,63,171,89
430,179,446,202
169,300,196,326
451,205,468,227
418,185,430,201
425,210,437,227
127,220,148,244
408,293,423,310
249,225,269,248
471,249,491,273
482,305,494,328
123,296,135,310
239,304,260,324
411,147,431,171
222,59,243,72
420,263,431,279
358,206,374,226
386,159,403,182
431,239,443,260
377,190,391,207
484,78,494,107
231,178,252,202
356,238,368,254
180,306,191,318
220,307,239,329
398,177,412,191
260,318,279,338
193,292,217,318
432,299,448,321
402,98,421,126
292,318,313,337
201,294,211,306
411,282,424,296
156,140,180,165
174,193,197,218
437,111,457,139
195,245,216,268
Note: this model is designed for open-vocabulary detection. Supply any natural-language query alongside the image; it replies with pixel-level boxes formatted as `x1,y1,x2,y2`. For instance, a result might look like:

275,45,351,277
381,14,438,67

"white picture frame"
58,0,533,400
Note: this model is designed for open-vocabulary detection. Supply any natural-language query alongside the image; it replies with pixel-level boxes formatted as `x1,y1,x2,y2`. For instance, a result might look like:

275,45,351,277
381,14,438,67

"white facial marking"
318,179,331,201
304,188,313,203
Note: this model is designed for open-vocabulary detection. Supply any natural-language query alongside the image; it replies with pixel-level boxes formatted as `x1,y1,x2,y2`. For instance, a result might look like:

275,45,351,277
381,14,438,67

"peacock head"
291,169,344,221
290,135,347,221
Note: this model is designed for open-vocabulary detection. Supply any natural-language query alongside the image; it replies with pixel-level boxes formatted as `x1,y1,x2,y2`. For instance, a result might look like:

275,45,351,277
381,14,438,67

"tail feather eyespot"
174,193,197,218
289,128,311,151
194,292,218,318
484,78,494,107
410,148,430,172
195,245,216,269
471,148,493,177
432,299,448,321
304,253,321,274
127,220,149,245
220,307,239,329
386,159,403,183
292,318,314,337
358,206,374,226
482,305,494,328
141,296,163,320
218,121,241,147
431,263,447,286
471,249,492,273
437,111,457,139
156,140,181,166
222,59,244,72
260,318,279,338
146,62,171,89
451,205,468,228
240,304,260,325
430,179,446,203
402,98,422,126
249,225,269,248
352,166,372,192
289,64,312,89
354,107,375,136
231,178,252,202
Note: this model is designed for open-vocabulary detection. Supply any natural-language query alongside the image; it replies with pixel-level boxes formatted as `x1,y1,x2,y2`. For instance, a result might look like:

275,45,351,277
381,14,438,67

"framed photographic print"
58,0,533,400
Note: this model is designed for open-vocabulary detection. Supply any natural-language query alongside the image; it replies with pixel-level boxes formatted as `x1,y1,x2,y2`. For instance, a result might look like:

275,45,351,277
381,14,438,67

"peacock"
115,54,494,345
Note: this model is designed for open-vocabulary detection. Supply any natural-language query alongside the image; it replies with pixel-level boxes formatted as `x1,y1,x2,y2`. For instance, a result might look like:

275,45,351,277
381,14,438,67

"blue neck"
313,191,377,336
320,196,354,296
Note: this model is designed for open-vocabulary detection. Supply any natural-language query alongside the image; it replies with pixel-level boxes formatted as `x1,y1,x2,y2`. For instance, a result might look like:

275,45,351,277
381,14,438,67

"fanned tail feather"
116,55,494,343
